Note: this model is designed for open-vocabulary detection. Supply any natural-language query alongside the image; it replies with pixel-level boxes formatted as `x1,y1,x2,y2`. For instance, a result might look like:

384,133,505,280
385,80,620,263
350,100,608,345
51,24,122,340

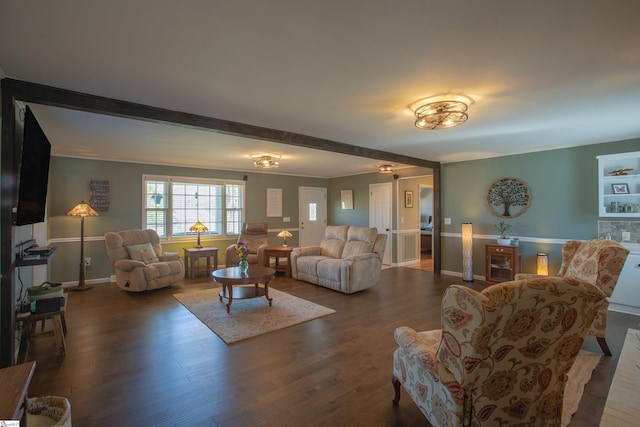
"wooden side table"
16,295,67,364
264,246,295,277
183,247,219,280
0,361,35,425
485,244,522,283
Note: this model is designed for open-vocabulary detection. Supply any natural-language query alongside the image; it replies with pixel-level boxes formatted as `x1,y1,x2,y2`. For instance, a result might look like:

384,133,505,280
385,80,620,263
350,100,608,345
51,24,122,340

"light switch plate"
622,231,631,241
444,218,451,225
283,217,290,223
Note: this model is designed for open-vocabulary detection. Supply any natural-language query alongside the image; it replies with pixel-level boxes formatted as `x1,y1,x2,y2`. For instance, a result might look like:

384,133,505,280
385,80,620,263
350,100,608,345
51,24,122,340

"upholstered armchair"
515,239,629,355
392,277,605,427
225,222,268,267
104,229,185,292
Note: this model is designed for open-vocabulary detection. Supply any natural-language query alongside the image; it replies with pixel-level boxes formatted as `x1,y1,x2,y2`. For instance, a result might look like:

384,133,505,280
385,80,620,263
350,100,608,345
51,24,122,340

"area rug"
562,349,601,426
174,287,335,344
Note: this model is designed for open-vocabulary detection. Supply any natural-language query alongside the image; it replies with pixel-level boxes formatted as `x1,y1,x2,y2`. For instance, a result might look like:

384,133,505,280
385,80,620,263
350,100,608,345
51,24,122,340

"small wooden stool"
17,295,67,363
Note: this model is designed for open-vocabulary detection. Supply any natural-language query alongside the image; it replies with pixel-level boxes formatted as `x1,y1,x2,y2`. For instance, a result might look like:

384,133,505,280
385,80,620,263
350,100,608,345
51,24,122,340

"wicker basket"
26,396,72,427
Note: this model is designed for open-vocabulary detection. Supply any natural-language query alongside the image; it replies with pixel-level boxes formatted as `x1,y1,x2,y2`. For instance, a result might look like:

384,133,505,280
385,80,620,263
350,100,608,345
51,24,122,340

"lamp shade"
537,253,549,276
461,222,473,282
67,201,99,217
189,221,208,233
277,230,292,246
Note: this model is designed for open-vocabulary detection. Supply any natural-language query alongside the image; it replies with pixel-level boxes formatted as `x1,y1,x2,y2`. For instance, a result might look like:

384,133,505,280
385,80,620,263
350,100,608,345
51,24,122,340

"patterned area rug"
174,287,335,344
562,350,601,426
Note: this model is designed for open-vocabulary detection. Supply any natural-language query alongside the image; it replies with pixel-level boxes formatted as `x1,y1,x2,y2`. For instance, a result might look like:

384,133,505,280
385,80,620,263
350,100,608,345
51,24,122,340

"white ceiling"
2,1,640,178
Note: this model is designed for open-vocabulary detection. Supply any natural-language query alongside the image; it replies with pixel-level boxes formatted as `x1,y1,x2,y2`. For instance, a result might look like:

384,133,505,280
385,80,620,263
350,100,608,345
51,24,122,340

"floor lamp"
462,222,473,282
67,201,99,291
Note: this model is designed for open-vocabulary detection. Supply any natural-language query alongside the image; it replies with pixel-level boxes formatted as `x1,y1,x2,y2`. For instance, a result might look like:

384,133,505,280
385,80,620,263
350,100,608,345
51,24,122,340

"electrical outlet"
84,257,91,266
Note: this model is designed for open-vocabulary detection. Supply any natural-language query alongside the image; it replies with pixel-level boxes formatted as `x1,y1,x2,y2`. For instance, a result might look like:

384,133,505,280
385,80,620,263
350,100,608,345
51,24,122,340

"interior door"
369,182,392,265
298,186,327,246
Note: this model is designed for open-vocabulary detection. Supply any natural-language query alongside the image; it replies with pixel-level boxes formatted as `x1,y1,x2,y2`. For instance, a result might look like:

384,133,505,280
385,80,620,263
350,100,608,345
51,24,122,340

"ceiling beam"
2,78,440,169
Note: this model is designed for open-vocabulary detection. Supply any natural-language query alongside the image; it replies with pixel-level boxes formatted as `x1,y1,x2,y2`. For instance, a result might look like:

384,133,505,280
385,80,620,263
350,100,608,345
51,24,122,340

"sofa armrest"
114,259,146,271
226,244,239,266
394,326,440,371
292,246,322,257
159,252,180,262
514,273,543,280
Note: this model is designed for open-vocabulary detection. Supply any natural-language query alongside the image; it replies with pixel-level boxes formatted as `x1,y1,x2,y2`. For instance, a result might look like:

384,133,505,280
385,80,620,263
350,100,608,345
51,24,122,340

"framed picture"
405,190,414,208
341,189,354,210
611,183,630,194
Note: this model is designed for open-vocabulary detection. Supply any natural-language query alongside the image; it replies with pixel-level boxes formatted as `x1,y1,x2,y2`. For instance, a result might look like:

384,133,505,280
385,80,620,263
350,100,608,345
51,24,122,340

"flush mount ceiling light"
378,164,395,174
252,154,280,168
414,97,469,130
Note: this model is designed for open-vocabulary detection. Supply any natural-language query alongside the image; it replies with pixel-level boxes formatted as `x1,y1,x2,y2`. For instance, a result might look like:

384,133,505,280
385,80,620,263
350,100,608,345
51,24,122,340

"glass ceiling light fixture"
252,154,280,168
413,96,469,130
378,164,395,174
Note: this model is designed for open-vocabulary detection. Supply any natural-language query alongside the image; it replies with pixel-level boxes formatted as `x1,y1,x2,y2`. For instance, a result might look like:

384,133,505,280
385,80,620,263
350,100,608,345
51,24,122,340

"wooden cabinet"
485,244,521,283
597,151,640,217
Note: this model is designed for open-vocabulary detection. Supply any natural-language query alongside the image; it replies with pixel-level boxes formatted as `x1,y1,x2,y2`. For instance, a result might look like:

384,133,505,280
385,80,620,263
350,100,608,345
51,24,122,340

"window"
143,175,244,240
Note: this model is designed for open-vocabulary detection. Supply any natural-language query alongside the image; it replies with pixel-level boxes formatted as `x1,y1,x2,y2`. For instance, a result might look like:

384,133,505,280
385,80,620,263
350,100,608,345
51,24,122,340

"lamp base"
71,283,93,292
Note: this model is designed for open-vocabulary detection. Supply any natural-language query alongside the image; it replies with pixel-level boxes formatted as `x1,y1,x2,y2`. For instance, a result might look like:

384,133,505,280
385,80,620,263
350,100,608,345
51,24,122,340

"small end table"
183,247,219,280
264,246,295,277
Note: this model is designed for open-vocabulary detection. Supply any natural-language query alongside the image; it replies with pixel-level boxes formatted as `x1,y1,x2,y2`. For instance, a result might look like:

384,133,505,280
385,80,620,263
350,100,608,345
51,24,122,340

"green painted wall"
440,138,640,276
47,157,327,283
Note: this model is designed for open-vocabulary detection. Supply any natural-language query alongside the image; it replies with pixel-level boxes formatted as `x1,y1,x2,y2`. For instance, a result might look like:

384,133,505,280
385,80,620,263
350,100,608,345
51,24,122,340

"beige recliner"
225,222,269,267
104,229,185,292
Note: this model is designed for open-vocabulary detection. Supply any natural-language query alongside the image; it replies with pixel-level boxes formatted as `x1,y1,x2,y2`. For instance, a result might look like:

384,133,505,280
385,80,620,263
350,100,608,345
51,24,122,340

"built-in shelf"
598,152,640,217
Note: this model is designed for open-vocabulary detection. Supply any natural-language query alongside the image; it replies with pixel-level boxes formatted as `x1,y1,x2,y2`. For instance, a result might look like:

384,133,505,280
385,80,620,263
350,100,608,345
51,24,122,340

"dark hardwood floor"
24,268,639,426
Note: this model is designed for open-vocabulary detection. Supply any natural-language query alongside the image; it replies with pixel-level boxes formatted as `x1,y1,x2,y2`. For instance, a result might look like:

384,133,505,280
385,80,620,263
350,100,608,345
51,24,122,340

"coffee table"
211,265,276,313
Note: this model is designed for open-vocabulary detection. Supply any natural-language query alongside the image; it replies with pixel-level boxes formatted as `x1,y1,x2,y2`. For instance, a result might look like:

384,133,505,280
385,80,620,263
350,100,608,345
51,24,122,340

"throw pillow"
126,243,159,264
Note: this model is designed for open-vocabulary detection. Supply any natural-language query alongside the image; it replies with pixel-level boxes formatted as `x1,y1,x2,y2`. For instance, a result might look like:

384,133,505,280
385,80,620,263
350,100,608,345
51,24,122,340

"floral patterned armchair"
392,277,605,427
515,239,629,355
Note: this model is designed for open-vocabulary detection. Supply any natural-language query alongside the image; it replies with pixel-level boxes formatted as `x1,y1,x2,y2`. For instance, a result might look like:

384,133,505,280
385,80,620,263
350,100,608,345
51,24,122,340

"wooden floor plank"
24,268,639,426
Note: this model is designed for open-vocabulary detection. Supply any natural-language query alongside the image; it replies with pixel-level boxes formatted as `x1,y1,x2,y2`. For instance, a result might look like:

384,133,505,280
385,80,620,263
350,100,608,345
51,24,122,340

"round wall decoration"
486,177,531,218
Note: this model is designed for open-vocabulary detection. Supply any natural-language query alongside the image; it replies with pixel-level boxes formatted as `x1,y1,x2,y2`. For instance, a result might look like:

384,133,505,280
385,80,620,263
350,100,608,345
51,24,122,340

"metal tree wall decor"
486,177,531,218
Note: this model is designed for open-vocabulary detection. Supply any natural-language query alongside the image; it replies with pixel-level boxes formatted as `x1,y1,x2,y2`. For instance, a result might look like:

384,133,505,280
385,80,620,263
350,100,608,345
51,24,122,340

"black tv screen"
15,106,51,226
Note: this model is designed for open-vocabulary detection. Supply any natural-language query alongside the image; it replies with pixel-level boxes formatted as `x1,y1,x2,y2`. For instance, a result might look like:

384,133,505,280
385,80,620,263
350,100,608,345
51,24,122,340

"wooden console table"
183,247,219,280
0,361,36,425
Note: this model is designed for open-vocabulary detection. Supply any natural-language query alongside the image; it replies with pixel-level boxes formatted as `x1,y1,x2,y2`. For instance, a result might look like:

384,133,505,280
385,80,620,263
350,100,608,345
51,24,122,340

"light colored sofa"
290,225,387,294
104,229,185,292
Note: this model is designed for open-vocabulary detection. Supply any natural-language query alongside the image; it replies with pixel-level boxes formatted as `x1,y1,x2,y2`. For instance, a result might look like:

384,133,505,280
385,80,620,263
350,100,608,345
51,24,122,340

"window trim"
142,174,245,242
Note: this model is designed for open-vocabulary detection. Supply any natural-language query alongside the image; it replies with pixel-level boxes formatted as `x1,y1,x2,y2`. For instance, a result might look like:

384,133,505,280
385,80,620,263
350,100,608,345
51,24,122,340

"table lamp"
189,221,208,248
277,230,292,247
67,201,99,291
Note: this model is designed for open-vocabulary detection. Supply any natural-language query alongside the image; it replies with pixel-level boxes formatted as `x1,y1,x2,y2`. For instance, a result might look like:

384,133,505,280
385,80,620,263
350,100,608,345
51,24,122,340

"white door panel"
299,187,327,246
369,182,392,265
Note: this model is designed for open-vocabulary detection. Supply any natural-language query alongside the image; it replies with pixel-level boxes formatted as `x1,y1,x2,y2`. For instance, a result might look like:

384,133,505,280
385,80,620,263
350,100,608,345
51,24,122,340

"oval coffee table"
211,265,276,313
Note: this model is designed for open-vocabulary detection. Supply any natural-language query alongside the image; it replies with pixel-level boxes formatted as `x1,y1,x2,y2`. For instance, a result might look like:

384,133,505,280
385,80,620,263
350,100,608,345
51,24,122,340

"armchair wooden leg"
392,375,401,405
597,336,612,356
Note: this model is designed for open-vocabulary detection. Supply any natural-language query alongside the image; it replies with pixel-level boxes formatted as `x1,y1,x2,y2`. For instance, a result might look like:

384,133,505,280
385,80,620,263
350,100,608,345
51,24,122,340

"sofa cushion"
342,227,377,258
126,243,159,264
317,258,343,282
297,255,328,276
320,239,346,259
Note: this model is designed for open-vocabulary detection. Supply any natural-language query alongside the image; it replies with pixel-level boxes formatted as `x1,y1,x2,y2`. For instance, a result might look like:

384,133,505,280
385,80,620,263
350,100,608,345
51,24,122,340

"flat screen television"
15,105,51,226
